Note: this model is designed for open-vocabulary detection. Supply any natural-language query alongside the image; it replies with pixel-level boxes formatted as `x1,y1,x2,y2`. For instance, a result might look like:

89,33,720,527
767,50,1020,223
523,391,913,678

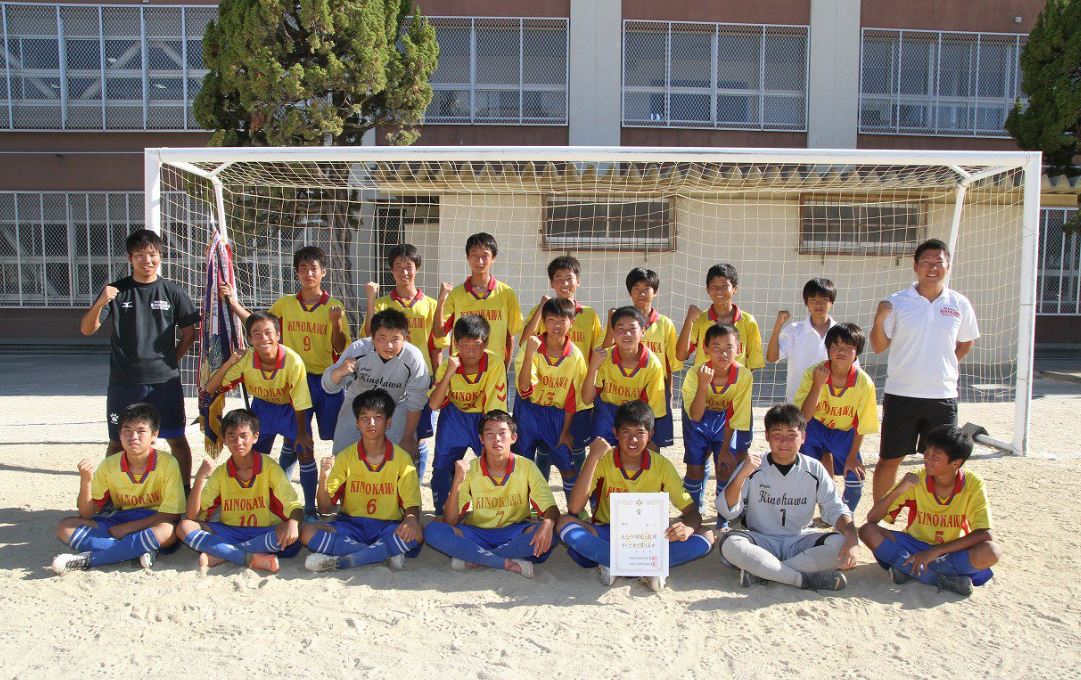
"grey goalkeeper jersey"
322,338,430,452
717,454,851,536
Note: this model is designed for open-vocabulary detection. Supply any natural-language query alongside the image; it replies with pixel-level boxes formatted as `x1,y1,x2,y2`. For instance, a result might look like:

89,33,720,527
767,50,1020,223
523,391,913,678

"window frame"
797,194,927,257
541,196,675,253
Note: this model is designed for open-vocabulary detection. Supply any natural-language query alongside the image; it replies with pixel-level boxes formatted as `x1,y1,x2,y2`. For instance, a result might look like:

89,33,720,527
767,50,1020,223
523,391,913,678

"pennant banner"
197,230,244,457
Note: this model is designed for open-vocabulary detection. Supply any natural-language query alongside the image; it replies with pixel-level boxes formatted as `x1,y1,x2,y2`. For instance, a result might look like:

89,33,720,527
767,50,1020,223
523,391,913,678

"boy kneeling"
176,409,303,573
52,403,184,573
717,404,857,591
858,425,1000,597
302,389,423,572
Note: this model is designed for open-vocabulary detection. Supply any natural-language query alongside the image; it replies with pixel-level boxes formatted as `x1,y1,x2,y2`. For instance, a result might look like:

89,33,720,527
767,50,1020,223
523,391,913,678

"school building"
0,0,1077,349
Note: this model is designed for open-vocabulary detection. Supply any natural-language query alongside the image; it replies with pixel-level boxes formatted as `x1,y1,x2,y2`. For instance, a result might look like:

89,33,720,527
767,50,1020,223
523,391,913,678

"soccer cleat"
936,573,974,597
138,551,157,570
305,553,339,573
385,554,406,571
450,557,467,572
889,566,912,585
801,570,847,591
246,553,280,574
596,565,615,586
506,558,534,579
739,569,764,588
51,552,91,574
639,575,666,592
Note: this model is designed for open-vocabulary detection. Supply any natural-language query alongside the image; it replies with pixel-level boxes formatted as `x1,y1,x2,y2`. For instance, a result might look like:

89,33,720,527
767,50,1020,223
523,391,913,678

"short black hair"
125,229,164,255
614,400,655,433
221,408,260,436
370,308,410,336
704,322,739,347
547,255,580,280
706,263,739,288
610,305,646,329
352,388,396,421
293,246,327,270
453,314,490,343
802,277,837,304
386,243,422,269
245,311,279,337
764,403,806,433
924,425,974,464
542,296,576,321
117,402,161,432
825,322,865,355
914,238,951,263
626,267,660,294
478,409,517,436
465,232,498,258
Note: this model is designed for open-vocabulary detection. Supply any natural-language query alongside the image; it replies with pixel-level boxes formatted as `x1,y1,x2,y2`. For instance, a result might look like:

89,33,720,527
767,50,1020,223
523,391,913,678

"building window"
542,198,674,252
859,29,1025,138
0,3,214,130
1038,207,1081,315
799,197,925,256
622,21,808,131
425,17,568,125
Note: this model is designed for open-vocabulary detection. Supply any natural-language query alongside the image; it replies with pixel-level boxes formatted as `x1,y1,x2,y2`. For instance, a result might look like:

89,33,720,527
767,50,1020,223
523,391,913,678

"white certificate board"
609,492,669,578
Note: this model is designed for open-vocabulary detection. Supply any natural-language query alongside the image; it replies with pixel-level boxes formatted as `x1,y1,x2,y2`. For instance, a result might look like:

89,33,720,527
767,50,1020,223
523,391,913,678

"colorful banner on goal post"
197,230,244,458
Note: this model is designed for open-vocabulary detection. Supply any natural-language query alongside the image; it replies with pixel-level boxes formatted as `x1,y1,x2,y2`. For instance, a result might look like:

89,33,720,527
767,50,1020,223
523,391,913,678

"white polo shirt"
882,284,979,399
777,316,839,403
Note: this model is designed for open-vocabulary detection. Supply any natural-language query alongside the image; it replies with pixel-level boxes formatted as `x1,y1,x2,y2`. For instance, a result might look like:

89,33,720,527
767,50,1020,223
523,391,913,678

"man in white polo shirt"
869,238,979,502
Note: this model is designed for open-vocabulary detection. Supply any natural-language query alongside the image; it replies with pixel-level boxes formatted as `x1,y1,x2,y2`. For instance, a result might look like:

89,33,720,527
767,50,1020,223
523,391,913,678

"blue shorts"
330,514,421,558
252,398,299,453
569,408,593,449
207,521,302,558
459,521,554,563
681,409,751,464
513,398,576,472
875,530,993,586
416,403,435,440
565,523,611,568
305,373,343,441
433,403,483,470
107,377,186,440
92,507,157,531
653,385,674,447
801,419,858,475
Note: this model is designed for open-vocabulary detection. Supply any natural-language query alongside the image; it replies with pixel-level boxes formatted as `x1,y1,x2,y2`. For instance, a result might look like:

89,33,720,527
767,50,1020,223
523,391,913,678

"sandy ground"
0,352,1079,679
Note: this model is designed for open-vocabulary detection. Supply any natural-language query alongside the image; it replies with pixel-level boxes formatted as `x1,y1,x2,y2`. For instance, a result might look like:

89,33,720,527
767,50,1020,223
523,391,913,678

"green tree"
194,0,439,146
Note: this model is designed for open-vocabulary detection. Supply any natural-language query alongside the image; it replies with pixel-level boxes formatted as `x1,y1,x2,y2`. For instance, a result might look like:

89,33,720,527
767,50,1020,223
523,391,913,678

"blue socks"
278,441,297,479
683,476,705,510
424,522,508,570
308,530,366,557
842,472,863,512
237,530,283,555
431,468,453,514
561,472,579,501
337,534,417,569
299,460,318,515
415,440,431,484
182,528,248,566
559,523,610,567
873,537,989,586
86,528,160,567
669,533,713,566
490,526,546,560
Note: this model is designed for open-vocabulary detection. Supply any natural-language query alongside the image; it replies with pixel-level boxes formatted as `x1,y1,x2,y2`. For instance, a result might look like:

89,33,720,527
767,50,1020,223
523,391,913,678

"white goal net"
147,147,1040,455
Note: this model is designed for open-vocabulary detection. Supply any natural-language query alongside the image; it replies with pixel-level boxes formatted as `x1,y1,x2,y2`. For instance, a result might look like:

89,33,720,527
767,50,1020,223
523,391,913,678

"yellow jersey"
90,449,185,514
199,453,302,527
268,291,350,375
366,289,446,372
222,345,313,409
431,349,508,413
514,334,588,412
326,440,422,521
587,447,693,525
595,344,667,417
886,469,992,545
642,307,680,376
441,277,523,363
689,305,764,369
794,362,879,435
458,454,556,529
525,300,604,360
680,363,753,432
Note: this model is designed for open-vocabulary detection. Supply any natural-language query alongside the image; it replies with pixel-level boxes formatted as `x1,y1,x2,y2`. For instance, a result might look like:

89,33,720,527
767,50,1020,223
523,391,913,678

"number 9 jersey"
269,292,351,375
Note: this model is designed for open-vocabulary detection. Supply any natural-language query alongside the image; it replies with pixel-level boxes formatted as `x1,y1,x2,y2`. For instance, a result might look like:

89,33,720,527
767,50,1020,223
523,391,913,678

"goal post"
145,146,1040,456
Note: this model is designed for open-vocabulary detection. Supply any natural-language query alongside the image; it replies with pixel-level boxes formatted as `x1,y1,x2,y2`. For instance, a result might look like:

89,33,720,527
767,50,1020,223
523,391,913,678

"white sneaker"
508,558,534,579
450,557,467,572
304,553,339,573
138,551,157,570
385,554,406,571
51,552,91,574
640,575,666,592
597,565,615,586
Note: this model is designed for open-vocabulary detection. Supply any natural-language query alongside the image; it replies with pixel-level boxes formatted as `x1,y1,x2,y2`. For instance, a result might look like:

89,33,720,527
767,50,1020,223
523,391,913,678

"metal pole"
144,148,161,234
1013,152,1042,456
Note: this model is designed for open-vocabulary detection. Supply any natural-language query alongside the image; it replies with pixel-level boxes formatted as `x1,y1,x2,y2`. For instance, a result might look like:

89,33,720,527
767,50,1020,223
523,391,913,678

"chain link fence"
1038,208,1081,316
859,28,1025,138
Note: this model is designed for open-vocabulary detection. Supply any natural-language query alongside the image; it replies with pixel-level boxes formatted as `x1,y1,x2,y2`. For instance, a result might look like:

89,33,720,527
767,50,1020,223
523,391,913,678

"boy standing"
425,411,559,579
558,401,714,592
434,232,523,365
859,425,1000,597
80,229,199,489
676,263,764,371
361,243,446,480
302,389,423,572
176,409,303,573
794,323,878,512
717,404,857,591
52,403,184,573
427,315,509,512
766,277,841,403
